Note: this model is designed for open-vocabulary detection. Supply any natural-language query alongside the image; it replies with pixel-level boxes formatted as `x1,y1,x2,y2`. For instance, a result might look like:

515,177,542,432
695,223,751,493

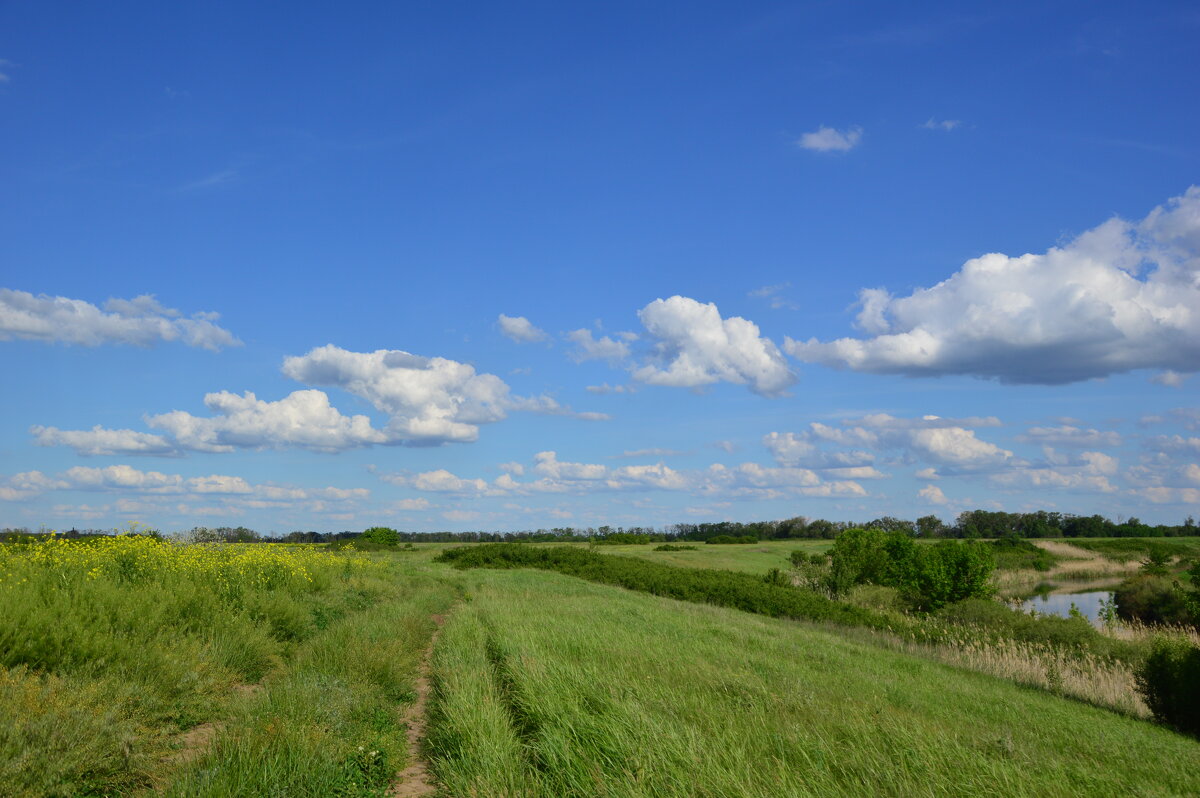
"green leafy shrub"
360,526,400,546
654,544,697,551
901,541,996,611
1114,575,1195,626
594,533,654,545
828,529,994,610
763,568,790,587
1136,637,1200,736
705,535,757,545
789,550,826,568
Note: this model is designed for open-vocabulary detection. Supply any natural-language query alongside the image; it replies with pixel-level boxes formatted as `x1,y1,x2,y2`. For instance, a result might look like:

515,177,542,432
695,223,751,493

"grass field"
1066,537,1200,562
0,537,457,797
595,539,831,573
3,536,1199,796
429,567,1200,797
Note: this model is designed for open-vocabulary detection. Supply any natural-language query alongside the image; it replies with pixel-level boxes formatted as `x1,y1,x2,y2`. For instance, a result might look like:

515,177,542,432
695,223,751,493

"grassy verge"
428,568,1200,797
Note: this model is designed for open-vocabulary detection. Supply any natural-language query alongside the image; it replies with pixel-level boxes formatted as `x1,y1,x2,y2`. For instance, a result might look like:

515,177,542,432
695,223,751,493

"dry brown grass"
1098,618,1200,647
1033,540,1140,578
873,626,1149,718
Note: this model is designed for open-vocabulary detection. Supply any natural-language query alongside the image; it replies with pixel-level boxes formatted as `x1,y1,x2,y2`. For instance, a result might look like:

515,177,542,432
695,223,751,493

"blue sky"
2,1,1198,533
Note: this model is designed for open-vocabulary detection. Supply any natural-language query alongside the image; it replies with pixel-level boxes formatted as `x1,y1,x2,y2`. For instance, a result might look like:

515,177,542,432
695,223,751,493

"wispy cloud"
920,118,961,131
798,125,862,153
177,169,239,192
748,282,799,310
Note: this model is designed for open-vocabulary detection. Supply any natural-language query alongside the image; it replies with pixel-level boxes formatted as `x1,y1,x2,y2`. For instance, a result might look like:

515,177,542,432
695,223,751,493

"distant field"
1066,537,1200,562
430,567,1200,797
595,538,831,573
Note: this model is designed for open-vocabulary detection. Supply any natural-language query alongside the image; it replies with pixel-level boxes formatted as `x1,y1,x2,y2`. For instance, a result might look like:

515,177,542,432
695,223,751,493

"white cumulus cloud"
30,425,177,456
148,390,386,453
918,484,949,504
283,344,600,445
773,414,1011,472
786,187,1200,384
497,314,548,343
0,289,240,350
632,296,794,396
566,329,632,363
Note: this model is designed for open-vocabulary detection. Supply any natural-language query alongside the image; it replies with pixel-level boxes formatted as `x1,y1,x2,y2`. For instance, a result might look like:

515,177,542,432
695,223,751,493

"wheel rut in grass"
483,629,549,777
390,613,449,797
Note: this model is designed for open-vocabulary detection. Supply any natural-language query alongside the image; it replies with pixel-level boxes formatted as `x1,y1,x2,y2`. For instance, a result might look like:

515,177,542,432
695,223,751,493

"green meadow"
1,537,1198,797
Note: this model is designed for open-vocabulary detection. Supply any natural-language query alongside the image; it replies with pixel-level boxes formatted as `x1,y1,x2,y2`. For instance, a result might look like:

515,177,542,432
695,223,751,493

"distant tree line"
3,510,1195,545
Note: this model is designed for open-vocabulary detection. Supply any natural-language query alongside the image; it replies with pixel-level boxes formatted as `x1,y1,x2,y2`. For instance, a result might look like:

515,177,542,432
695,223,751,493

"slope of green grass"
598,538,832,573
429,568,1200,798
1066,537,1200,562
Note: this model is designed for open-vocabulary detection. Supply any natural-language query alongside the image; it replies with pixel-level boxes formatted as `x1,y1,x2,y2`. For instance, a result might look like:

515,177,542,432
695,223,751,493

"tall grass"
428,568,1200,797
0,536,454,797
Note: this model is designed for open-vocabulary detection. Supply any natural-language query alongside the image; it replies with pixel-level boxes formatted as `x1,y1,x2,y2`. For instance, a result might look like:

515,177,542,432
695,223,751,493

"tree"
916,515,947,538
361,526,400,546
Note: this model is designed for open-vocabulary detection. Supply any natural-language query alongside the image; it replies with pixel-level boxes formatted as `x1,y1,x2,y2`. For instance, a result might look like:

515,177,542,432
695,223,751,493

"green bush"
1136,637,1200,736
594,533,653,545
763,568,790,587
829,529,994,610
901,541,996,611
789,550,826,568
1114,575,1195,626
654,544,697,551
705,535,757,545
360,526,400,547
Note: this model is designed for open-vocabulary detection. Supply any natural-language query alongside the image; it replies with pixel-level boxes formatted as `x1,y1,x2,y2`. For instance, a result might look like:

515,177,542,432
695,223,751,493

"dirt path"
390,613,448,797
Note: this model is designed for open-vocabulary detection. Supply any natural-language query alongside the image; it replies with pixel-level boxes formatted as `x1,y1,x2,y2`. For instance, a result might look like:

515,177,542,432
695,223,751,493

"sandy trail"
390,613,448,797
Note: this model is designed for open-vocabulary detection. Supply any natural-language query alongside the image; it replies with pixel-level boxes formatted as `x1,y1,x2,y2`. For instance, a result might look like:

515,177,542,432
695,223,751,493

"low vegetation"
427,567,1200,797
0,534,455,797
4,528,1199,794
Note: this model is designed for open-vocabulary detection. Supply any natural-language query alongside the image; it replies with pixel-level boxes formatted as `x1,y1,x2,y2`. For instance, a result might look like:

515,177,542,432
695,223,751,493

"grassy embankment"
433,543,1179,718
597,538,833,573
0,536,456,797
428,566,1200,797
